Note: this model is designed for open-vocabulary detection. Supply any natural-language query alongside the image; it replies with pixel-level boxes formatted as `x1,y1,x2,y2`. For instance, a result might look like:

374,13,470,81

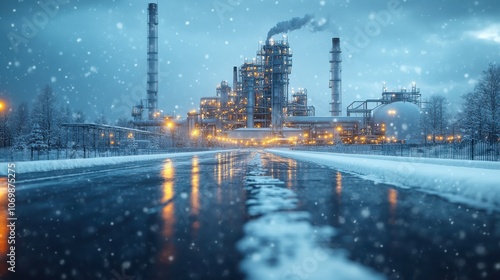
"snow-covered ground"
267,149,500,212
0,150,232,175
238,152,384,280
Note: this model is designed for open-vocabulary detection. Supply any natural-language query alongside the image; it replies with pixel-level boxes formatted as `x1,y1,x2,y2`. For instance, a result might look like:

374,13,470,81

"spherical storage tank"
372,101,421,143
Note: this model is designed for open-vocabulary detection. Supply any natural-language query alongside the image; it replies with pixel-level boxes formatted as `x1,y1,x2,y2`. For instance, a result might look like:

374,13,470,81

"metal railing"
292,140,500,162
0,147,212,162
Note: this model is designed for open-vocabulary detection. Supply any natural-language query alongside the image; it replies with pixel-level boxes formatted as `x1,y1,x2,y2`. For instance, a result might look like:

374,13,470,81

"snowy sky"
1,0,499,121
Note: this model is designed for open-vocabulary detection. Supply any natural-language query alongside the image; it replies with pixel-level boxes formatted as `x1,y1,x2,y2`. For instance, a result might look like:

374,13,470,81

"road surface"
2,150,499,280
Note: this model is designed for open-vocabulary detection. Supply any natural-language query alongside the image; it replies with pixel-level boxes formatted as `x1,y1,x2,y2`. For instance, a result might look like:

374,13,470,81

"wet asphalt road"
2,150,500,280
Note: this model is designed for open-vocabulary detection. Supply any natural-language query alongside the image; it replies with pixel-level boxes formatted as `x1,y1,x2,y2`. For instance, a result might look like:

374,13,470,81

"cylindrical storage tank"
372,101,421,143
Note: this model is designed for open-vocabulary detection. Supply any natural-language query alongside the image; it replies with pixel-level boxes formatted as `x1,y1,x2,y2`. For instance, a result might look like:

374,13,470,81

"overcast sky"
1,0,499,121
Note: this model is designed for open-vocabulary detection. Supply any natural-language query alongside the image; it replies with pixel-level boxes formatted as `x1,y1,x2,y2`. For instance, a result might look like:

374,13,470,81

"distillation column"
246,72,255,129
241,63,255,128
261,38,292,134
330,38,342,116
147,3,159,120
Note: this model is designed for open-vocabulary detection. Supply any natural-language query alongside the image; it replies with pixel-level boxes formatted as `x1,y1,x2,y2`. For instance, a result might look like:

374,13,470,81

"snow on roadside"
267,149,500,211
237,152,384,280
0,150,232,175
325,153,500,170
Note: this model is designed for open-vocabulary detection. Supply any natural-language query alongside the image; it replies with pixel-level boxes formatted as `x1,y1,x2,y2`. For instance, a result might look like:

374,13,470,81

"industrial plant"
189,35,423,145
130,3,424,147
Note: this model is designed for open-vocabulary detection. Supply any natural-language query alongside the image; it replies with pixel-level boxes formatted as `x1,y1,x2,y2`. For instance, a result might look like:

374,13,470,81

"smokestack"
233,66,238,93
147,3,159,120
330,37,342,116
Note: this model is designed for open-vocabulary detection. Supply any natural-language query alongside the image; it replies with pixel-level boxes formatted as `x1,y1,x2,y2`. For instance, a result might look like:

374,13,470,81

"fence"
292,140,500,162
2,141,499,162
0,146,212,162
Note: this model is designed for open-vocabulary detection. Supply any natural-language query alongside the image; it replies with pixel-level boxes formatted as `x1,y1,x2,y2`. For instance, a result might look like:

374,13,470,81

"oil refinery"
191,36,423,145
131,3,424,146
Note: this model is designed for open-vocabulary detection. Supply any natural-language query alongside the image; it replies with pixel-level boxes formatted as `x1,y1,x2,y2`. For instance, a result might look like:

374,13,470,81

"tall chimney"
233,66,238,94
147,3,159,120
330,38,342,116
246,72,255,129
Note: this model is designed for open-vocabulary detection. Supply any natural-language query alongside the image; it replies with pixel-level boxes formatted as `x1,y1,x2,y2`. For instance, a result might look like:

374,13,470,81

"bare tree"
421,94,449,143
477,64,500,142
460,64,500,142
459,91,484,139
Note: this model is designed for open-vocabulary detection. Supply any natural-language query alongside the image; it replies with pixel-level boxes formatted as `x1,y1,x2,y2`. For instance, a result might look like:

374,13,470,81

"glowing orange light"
191,157,200,216
160,160,176,263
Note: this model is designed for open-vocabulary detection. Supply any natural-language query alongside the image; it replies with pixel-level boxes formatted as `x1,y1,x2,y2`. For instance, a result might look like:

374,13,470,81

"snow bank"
325,153,500,170
237,152,384,280
267,149,500,210
0,150,231,175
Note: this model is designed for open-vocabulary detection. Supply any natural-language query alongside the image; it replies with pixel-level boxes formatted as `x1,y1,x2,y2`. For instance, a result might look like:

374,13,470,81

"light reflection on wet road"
13,151,248,280
5,150,500,280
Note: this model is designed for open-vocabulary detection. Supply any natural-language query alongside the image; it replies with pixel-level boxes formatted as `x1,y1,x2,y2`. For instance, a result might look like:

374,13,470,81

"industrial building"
127,3,424,146
195,37,423,145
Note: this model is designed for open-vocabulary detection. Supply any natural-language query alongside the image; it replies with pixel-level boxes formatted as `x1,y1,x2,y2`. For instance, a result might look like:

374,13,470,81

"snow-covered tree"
60,103,73,124
73,110,87,123
149,136,160,150
9,102,31,139
95,110,109,125
459,64,500,142
31,85,58,147
0,107,12,148
126,134,138,154
53,103,73,148
26,123,48,150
